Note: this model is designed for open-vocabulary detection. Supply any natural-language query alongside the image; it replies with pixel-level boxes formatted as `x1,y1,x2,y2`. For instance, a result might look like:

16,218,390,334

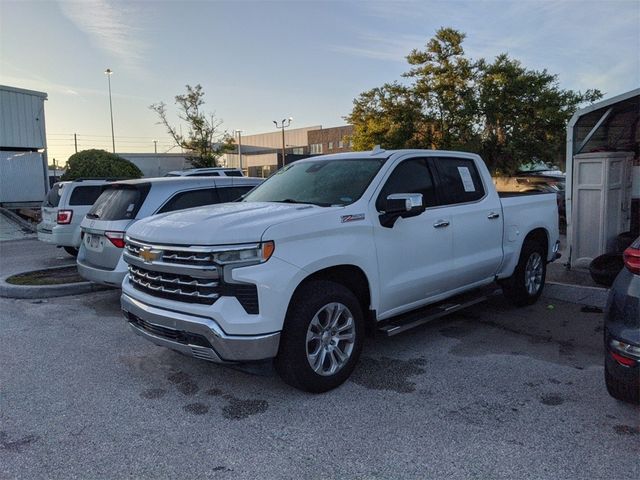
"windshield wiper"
86,213,100,219
274,199,331,207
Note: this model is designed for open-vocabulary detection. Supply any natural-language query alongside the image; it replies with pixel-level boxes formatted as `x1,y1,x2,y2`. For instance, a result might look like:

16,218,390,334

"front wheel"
275,280,364,393
500,240,547,306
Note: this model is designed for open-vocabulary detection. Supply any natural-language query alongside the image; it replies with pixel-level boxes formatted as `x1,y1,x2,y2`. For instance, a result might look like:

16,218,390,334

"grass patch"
6,266,84,285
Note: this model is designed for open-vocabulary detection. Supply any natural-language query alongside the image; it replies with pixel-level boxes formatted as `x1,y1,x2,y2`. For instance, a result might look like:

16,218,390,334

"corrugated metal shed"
0,85,49,205
0,85,48,149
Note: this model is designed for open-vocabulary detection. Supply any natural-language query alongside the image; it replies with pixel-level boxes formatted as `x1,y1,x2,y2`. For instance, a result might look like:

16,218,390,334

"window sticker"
457,166,476,192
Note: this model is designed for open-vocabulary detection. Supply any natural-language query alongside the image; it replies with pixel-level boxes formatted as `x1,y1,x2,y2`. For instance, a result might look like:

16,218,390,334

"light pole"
104,68,115,153
234,130,243,172
273,117,292,169
153,140,158,154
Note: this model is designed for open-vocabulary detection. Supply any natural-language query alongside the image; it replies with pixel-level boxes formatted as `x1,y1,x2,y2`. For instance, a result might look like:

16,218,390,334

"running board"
377,287,501,337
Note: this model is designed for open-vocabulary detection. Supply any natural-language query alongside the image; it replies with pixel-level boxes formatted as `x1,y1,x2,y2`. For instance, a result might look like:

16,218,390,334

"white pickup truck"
121,149,559,392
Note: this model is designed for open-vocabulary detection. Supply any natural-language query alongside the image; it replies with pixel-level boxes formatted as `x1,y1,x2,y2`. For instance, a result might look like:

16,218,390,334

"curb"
0,207,37,233
544,281,609,309
0,265,114,299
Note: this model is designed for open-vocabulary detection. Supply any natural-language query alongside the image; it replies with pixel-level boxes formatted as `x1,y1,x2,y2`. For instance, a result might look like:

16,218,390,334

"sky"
1,0,639,165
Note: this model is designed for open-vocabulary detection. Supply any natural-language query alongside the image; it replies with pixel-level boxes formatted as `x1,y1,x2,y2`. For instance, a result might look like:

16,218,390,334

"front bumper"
121,293,280,363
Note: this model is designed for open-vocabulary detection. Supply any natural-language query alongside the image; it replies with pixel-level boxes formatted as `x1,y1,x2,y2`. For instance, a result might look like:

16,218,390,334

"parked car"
77,176,262,286
37,179,111,256
164,167,243,177
604,235,640,404
121,148,560,392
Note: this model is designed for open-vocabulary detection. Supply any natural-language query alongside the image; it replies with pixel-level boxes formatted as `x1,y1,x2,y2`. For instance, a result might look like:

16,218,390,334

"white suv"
37,179,111,256
77,176,262,286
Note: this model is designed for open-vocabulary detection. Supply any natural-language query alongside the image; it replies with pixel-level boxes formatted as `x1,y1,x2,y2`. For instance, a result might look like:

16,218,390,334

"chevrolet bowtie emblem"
139,247,161,263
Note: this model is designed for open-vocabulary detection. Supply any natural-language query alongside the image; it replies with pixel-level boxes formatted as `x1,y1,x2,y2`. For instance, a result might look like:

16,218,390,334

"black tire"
500,240,547,307
275,280,364,393
63,246,79,257
589,254,623,287
605,361,640,404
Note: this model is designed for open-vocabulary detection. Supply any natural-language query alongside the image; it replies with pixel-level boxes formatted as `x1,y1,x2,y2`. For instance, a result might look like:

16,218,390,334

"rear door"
432,156,503,290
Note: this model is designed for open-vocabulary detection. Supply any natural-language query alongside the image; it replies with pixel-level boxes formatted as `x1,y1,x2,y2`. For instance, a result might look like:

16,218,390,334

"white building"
0,85,49,206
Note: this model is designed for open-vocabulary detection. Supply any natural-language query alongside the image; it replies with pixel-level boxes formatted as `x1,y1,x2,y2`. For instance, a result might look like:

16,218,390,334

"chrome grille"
128,265,219,304
125,241,214,267
124,237,259,313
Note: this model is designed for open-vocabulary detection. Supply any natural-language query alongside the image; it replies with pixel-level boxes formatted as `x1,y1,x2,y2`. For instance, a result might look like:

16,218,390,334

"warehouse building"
223,124,354,177
0,85,49,207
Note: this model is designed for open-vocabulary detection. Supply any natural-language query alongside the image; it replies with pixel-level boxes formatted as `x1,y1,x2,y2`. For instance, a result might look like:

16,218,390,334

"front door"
372,157,454,318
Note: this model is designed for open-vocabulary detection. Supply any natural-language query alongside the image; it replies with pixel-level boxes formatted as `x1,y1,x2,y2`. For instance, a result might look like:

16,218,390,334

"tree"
61,149,142,180
404,27,478,150
347,28,602,173
150,84,234,168
347,82,424,150
477,54,601,173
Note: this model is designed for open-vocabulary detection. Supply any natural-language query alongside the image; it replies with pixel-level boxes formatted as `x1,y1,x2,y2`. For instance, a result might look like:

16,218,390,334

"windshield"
242,158,385,206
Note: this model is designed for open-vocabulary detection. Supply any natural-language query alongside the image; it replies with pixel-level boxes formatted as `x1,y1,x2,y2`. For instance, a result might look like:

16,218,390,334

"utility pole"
153,140,158,154
273,117,292,169
74,133,78,153
105,68,115,153
235,130,243,172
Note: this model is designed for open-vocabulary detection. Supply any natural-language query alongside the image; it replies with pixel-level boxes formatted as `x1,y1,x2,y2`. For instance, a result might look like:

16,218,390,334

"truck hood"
126,201,334,245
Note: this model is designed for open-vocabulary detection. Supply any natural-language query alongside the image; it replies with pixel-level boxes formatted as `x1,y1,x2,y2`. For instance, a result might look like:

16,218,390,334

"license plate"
85,233,103,252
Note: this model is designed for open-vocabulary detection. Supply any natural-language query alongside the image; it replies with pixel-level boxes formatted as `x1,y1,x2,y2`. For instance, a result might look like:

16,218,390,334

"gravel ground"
1,287,638,479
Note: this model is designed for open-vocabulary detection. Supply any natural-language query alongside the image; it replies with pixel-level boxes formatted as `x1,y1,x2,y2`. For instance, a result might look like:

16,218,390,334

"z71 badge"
341,213,365,223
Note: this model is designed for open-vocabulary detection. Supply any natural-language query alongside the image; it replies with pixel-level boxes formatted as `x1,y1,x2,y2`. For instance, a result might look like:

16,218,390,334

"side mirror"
380,193,425,228
385,193,424,214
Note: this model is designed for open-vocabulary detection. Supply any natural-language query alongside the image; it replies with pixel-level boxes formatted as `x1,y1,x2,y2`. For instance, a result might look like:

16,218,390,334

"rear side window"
376,158,437,211
217,186,254,203
433,157,485,205
224,170,243,177
68,185,104,206
44,184,62,207
157,188,219,213
87,185,149,220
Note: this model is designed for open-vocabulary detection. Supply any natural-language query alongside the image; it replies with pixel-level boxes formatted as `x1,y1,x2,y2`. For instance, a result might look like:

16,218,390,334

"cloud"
58,0,148,72
329,32,426,62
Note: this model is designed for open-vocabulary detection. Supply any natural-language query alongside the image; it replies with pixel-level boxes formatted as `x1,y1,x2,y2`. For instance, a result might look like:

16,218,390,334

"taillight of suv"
57,210,73,224
623,238,640,275
105,231,126,248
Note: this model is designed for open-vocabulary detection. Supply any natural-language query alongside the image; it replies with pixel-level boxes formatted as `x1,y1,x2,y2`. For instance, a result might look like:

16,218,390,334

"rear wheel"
275,280,364,393
501,240,546,306
63,246,79,257
605,360,640,404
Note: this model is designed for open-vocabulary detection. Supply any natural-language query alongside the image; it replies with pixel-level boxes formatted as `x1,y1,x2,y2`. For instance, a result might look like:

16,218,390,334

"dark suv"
604,236,640,404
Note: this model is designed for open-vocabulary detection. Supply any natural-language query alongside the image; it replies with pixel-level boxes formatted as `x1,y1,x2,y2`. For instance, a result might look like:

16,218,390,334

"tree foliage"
150,84,234,168
346,28,602,173
61,149,142,180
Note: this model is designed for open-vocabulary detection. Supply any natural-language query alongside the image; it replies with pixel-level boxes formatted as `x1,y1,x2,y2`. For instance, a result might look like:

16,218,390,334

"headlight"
214,241,275,266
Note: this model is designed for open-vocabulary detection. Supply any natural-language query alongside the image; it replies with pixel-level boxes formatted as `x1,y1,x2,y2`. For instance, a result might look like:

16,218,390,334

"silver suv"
77,176,262,286
37,179,111,256
164,167,243,177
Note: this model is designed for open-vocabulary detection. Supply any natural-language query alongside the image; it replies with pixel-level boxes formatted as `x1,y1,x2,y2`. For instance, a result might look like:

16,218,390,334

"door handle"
433,220,450,228
487,212,500,219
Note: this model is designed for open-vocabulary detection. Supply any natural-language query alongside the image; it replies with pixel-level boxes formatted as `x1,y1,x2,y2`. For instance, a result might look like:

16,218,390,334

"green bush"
61,149,143,181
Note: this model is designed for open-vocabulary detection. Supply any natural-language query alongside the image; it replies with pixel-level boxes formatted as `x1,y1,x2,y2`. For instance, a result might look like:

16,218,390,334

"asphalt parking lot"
1,242,639,479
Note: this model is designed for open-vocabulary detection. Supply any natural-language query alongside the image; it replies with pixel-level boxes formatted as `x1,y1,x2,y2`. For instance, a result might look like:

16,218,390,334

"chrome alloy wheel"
306,302,356,376
524,252,543,295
